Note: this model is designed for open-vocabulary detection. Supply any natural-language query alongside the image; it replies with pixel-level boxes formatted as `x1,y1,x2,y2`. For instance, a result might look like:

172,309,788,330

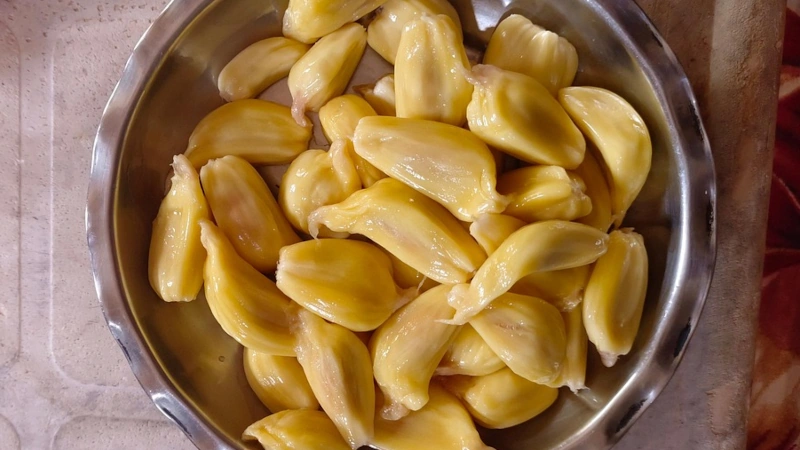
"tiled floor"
0,1,193,448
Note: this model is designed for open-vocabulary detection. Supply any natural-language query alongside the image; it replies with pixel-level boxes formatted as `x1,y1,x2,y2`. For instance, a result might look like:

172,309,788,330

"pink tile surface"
50,8,148,388
0,15,20,369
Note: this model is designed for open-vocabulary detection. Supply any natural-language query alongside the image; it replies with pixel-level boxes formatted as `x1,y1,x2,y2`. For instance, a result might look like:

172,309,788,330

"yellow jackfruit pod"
282,0,388,44
200,156,300,273
279,140,361,237
466,64,586,169
497,165,592,223
468,214,526,256
395,15,472,126
354,73,396,116
367,0,462,64
243,409,350,450
469,292,567,384
319,95,386,187
447,220,608,324
319,94,378,142
276,239,414,332
354,116,508,221
217,37,310,101
559,87,652,226
583,229,648,367
468,211,594,312
443,367,559,429
184,99,312,168
292,308,375,448
288,23,367,126
542,306,588,392
436,324,505,377
469,213,593,311
383,250,439,293
148,155,209,302
371,285,459,419
199,220,295,356
307,179,487,284
243,349,319,412
483,14,578,95
574,148,614,231
512,265,592,312
349,145,388,188
372,382,495,450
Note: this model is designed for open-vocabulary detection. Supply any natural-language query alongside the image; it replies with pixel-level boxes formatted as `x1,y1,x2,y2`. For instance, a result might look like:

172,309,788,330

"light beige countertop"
0,0,783,448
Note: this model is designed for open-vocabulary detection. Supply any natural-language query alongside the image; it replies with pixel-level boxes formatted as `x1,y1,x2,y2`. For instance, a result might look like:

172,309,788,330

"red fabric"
748,6,800,450
785,9,800,67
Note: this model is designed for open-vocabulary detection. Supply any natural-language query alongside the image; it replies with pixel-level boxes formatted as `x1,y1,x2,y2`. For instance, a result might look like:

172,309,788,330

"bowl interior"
110,0,712,448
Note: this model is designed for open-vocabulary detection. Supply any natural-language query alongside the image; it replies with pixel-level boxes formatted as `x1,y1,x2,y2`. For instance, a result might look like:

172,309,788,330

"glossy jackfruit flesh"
436,323,505,377
288,23,367,126
468,212,595,312
318,95,386,187
367,0,462,64
469,292,567,384
372,382,495,450
394,14,472,126
469,212,593,311
483,14,578,95
148,155,210,303
276,239,414,332
466,64,585,169
511,265,592,312
542,306,588,392
497,165,592,223
278,139,361,237
559,87,652,225
199,220,295,356
243,348,319,413
217,37,310,101
371,285,459,419
353,116,508,221
383,250,439,293
292,308,375,449
582,229,648,367
354,73,396,116
574,147,614,231
200,155,300,273
443,367,558,429
319,94,378,142
283,0,388,44
243,409,350,450
184,99,311,168
307,178,487,284
447,220,609,324
468,213,526,256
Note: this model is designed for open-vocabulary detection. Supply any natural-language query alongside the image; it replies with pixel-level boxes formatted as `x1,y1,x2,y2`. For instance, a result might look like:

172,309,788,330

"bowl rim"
86,0,717,448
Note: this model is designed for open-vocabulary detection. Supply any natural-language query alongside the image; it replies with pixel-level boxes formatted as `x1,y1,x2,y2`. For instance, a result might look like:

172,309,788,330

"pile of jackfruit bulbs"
147,0,653,448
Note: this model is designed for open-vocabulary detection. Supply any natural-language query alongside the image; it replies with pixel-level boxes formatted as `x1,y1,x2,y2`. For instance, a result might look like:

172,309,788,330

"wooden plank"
617,1,785,448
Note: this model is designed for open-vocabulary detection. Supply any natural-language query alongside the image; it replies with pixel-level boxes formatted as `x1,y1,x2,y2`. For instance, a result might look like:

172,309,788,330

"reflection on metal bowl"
87,0,716,448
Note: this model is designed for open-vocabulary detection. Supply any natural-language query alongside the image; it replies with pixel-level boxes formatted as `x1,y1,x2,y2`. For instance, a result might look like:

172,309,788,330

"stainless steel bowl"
87,0,716,448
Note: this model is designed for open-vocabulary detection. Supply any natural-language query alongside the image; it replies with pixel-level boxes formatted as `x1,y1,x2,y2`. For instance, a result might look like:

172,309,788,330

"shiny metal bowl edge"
87,0,716,448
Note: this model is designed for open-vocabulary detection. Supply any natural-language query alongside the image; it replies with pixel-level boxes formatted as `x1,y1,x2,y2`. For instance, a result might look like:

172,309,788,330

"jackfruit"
307,178,487,284
466,65,585,168
353,116,507,221
276,239,414,332
184,99,311,167
200,155,300,272
148,155,209,302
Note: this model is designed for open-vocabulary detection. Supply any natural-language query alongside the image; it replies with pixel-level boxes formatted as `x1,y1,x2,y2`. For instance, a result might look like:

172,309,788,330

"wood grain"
617,1,785,448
